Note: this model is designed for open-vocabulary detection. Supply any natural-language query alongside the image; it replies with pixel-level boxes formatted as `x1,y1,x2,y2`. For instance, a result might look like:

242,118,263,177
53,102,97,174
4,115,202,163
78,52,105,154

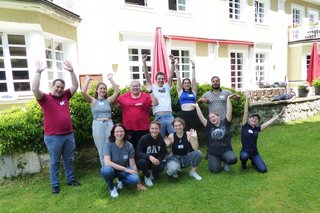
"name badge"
123,155,128,160
188,94,194,97
135,103,142,106
178,144,184,149
219,95,225,100
98,102,104,106
248,129,253,134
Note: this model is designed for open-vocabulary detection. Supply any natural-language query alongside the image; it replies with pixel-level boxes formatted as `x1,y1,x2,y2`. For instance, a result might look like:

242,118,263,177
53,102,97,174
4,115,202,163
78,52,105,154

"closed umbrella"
151,27,170,83
307,42,320,85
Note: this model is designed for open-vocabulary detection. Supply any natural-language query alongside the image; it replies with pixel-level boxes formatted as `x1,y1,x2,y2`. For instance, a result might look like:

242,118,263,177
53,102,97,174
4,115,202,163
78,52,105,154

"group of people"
32,55,285,198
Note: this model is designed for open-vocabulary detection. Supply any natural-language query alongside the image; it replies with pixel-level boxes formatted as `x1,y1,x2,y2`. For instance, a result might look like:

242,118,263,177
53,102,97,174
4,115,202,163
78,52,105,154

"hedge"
0,83,244,155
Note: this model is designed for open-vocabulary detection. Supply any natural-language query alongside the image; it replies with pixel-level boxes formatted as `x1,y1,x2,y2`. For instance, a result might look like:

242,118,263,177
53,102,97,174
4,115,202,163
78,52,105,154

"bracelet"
147,90,153,94
192,66,195,68
36,70,42,74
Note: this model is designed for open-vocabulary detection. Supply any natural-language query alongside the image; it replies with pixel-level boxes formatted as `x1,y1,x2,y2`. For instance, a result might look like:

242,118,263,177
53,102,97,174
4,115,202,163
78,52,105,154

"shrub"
0,83,245,155
312,78,320,87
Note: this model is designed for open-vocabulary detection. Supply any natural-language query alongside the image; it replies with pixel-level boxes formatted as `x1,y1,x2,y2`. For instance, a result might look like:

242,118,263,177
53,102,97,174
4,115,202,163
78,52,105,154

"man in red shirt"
117,81,158,150
32,60,80,194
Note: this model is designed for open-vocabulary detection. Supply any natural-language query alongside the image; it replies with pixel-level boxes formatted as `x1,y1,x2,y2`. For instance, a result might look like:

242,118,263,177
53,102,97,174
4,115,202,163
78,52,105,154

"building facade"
1,0,320,100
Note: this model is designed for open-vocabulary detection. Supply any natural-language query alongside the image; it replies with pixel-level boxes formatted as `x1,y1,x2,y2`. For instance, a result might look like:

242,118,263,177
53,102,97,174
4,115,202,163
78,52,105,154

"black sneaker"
241,162,247,170
52,186,60,194
67,180,81,186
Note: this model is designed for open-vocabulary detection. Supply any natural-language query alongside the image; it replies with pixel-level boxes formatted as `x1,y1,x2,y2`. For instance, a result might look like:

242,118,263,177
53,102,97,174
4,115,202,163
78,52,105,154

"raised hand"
142,54,148,62
146,82,152,92
64,60,74,72
189,58,195,66
107,73,113,80
35,61,46,73
189,129,197,138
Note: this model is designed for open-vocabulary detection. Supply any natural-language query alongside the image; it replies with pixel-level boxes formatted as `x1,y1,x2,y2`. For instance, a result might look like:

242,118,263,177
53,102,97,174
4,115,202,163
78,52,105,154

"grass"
1,115,320,213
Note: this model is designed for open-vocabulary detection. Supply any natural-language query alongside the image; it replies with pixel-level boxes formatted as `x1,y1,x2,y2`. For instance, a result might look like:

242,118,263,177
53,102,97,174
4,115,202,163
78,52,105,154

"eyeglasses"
131,85,140,88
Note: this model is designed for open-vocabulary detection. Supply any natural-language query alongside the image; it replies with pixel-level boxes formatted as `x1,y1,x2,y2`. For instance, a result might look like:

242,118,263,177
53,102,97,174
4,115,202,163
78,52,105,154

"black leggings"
208,151,237,173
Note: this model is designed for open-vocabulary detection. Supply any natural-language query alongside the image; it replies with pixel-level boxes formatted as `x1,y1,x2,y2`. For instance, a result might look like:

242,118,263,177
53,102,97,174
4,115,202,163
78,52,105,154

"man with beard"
198,76,238,120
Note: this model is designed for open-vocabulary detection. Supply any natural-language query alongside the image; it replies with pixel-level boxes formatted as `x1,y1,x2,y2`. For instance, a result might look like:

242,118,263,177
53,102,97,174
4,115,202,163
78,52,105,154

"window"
0,34,30,93
229,0,241,20
255,53,266,83
308,9,319,24
45,39,65,89
255,1,265,23
169,0,186,12
170,49,190,79
230,52,243,90
292,4,304,26
125,0,148,6
128,48,151,83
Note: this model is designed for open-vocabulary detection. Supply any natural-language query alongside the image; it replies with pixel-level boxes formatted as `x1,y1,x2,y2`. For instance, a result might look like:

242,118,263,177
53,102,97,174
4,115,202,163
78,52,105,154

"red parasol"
151,27,170,83
307,42,320,85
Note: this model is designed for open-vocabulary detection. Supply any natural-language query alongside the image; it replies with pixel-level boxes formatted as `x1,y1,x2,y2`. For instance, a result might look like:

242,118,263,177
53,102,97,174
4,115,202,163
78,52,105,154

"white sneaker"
110,187,119,198
172,173,179,178
189,171,202,181
223,162,230,172
144,176,153,187
149,170,154,180
117,180,123,190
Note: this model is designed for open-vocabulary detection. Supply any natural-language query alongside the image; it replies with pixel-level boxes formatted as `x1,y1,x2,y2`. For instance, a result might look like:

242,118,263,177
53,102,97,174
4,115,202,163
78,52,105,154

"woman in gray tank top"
81,73,119,165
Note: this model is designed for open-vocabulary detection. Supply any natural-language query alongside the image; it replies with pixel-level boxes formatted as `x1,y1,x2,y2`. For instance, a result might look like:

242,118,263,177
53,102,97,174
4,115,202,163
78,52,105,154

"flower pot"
314,87,320,95
298,89,309,97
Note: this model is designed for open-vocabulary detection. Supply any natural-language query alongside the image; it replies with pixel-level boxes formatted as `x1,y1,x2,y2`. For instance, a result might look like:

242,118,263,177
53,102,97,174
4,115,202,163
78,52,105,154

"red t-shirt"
38,89,74,135
117,92,152,130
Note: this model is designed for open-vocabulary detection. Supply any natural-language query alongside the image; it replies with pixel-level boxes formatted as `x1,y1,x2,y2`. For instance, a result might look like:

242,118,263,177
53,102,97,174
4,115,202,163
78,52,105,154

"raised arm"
242,96,249,126
171,55,182,95
142,54,152,84
106,73,120,105
226,94,234,122
187,129,199,150
194,103,208,127
146,82,159,106
167,54,175,87
261,107,286,131
189,59,197,93
81,76,94,104
64,60,79,95
32,61,45,100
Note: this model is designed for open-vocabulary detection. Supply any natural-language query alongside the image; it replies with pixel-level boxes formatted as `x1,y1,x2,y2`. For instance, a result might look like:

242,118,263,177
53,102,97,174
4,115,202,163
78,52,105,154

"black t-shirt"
241,123,261,153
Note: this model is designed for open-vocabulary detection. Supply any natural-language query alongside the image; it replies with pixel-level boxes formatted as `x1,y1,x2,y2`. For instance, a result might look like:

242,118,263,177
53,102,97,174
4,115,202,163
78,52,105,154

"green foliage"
0,83,245,155
311,78,320,87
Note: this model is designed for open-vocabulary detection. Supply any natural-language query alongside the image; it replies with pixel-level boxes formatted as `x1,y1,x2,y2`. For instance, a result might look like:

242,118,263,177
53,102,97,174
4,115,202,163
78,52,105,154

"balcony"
288,23,320,42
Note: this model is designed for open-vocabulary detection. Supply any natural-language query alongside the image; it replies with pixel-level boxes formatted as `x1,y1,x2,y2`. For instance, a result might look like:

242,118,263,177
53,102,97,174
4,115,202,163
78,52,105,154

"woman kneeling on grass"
165,117,202,180
240,96,286,173
136,120,167,187
101,123,147,198
194,94,237,173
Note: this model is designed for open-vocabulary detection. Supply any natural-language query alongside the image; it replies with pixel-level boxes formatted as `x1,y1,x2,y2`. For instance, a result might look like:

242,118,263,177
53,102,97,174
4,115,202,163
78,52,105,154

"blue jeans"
155,113,174,137
166,150,202,176
101,166,140,190
240,151,267,173
44,132,76,187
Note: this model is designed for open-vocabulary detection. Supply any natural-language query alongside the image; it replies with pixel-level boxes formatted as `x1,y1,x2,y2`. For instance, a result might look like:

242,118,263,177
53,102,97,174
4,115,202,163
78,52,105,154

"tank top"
91,99,112,119
172,132,190,156
178,90,196,105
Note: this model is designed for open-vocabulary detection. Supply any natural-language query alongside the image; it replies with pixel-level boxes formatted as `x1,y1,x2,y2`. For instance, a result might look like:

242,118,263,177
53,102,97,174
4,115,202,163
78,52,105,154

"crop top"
178,91,196,105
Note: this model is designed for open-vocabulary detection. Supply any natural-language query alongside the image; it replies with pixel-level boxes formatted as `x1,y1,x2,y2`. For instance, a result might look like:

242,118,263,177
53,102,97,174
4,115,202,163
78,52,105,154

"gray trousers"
166,150,202,176
92,120,113,165
207,150,237,173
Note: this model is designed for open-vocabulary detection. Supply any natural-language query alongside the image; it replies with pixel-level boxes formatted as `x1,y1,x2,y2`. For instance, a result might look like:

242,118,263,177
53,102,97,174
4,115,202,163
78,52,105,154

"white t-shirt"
152,84,172,114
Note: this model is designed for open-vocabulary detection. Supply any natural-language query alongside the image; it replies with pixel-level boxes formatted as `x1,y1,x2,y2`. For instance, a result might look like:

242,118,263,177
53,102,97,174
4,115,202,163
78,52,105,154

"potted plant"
312,78,320,95
298,84,309,97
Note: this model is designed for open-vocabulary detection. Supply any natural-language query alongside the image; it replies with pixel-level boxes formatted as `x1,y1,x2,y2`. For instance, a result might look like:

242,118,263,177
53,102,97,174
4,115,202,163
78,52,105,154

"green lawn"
1,115,320,213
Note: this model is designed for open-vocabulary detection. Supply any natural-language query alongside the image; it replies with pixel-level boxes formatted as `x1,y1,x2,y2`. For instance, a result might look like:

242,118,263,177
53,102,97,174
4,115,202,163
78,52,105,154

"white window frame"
254,0,270,25
0,33,30,95
168,0,189,12
292,4,305,25
307,8,319,24
170,49,191,80
45,38,65,90
125,0,149,7
255,52,267,84
128,47,152,84
229,51,245,90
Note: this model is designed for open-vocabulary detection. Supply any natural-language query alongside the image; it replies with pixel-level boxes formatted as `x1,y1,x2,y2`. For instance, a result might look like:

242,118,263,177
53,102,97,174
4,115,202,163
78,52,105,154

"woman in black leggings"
194,94,237,173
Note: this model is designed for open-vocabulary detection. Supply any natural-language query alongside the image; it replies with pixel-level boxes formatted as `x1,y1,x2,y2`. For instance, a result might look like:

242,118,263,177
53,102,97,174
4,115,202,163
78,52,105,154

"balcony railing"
288,23,320,42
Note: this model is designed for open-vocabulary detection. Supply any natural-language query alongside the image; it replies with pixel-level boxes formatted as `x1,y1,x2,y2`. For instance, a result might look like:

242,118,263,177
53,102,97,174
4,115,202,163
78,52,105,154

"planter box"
298,89,309,97
314,87,320,95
